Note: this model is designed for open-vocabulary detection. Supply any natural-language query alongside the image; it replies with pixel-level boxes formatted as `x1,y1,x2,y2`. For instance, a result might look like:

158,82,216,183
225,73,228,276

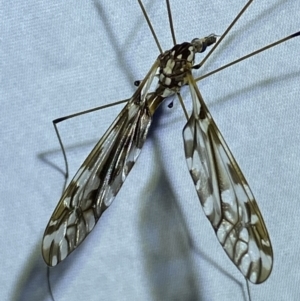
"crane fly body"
43,35,225,266
42,0,299,291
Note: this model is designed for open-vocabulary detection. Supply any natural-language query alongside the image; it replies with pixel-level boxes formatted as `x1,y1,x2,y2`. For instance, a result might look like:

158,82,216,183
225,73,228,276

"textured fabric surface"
1,1,300,300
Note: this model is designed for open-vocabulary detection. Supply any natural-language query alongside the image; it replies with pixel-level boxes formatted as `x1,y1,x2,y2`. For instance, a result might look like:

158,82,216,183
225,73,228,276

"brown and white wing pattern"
42,62,159,267
182,73,273,284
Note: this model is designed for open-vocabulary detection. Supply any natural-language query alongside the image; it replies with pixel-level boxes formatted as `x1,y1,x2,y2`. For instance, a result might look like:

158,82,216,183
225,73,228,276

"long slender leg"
137,0,163,54
195,31,300,82
246,279,251,301
165,0,177,46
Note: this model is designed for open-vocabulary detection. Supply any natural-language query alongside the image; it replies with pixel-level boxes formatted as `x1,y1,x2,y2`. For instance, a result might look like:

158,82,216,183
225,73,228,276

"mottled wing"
42,62,159,266
182,73,273,283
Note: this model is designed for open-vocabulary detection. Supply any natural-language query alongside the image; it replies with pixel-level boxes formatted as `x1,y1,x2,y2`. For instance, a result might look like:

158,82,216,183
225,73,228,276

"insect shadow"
138,111,248,301
12,246,52,301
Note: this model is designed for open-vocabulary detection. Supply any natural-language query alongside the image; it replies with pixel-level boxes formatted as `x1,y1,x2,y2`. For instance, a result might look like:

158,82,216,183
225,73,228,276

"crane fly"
42,0,299,293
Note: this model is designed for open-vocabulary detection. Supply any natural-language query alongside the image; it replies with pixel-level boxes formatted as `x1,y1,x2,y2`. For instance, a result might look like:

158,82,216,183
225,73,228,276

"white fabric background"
1,0,300,300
